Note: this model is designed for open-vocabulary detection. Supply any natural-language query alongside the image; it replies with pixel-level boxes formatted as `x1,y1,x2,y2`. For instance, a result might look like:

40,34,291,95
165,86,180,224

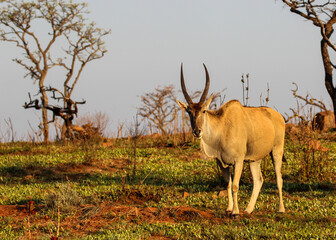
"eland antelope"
177,64,285,217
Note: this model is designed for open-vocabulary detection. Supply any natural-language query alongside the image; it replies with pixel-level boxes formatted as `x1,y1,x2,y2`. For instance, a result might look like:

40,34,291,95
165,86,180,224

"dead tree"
282,0,336,125
138,84,226,136
138,85,177,135
285,82,328,125
74,111,111,138
0,0,110,142
188,89,226,110
23,87,86,140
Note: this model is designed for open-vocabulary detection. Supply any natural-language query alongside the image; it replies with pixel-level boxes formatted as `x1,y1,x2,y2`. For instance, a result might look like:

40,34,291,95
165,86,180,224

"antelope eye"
202,110,206,114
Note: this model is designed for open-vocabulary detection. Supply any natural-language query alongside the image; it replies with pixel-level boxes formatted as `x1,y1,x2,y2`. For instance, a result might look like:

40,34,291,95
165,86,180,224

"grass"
0,136,335,239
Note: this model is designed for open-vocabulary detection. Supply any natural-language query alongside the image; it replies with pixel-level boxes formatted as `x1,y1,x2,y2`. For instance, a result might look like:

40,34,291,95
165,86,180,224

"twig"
291,82,327,111
47,222,53,236
241,74,250,106
140,169,154,186
57,205,60,237
27,215,31,240
4,118,15,142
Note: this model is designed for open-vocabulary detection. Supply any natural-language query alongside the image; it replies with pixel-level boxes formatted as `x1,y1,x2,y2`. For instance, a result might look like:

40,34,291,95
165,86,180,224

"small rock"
24,175,34,181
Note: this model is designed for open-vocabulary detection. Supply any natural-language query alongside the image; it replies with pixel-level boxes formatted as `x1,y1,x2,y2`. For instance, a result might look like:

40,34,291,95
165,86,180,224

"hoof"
231,214,240,220
242,210,251,215
225,210,232,217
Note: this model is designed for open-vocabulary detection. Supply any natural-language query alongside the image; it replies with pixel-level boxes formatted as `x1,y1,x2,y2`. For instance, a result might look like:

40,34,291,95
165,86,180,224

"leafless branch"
138,85,177,135
285,82,328,123
0,0,110,141
291,82,327,111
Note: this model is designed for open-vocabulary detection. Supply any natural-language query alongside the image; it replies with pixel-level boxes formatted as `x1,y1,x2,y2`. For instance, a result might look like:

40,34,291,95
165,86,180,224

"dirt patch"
160,206,220,223
54,158,129,175
0,205,28,220
87,203,221,225
1,200,335,238
0,202,222,238
117,189,162,205
2,158,130,183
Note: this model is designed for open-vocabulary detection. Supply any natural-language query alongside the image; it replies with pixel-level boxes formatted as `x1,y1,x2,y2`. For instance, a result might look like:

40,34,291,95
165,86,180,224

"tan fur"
203,100,285,161
177,65,285,216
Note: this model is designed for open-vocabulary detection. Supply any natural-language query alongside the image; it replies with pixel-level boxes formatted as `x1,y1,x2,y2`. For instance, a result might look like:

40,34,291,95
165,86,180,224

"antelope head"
177,64,213,138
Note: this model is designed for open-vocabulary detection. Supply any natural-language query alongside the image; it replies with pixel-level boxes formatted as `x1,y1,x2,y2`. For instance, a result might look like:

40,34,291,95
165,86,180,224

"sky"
0,0,330,141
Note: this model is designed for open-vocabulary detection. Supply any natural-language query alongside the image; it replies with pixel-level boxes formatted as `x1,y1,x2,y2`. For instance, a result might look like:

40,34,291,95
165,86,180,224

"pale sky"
0,0,330,140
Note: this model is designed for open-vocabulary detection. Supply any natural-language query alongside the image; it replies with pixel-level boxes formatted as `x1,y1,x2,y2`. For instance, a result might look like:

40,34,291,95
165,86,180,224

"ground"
0,140,335,239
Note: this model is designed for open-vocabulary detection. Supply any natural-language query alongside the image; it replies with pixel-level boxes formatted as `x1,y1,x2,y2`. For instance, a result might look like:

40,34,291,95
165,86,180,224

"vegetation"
0,0,110,142
138,85,177,136
138,83,226,138
0,132,335,239
0,1,335,239
282,0,336,125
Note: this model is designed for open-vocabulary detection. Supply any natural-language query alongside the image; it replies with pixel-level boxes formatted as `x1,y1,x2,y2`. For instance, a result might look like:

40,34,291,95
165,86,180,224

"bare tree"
0,0,110,142
23,87,87,140
74,111,111,137
188,88,226,110
285,82,327,124
138,84,226,137
281,0,336,124
138,85,177,135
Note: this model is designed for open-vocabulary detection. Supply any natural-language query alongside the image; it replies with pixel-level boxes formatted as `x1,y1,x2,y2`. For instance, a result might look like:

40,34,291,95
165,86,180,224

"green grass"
0,138,335,239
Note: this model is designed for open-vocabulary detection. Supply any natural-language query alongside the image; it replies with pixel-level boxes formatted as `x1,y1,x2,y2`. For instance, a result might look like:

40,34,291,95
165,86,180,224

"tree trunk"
40,73,49,142
320,27,336,126
331,94,336,127
65,117,73,140
40,89,49,142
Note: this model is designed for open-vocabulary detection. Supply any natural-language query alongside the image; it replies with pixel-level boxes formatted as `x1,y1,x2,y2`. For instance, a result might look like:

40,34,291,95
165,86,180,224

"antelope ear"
204,93,214,109
176,99,188,110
